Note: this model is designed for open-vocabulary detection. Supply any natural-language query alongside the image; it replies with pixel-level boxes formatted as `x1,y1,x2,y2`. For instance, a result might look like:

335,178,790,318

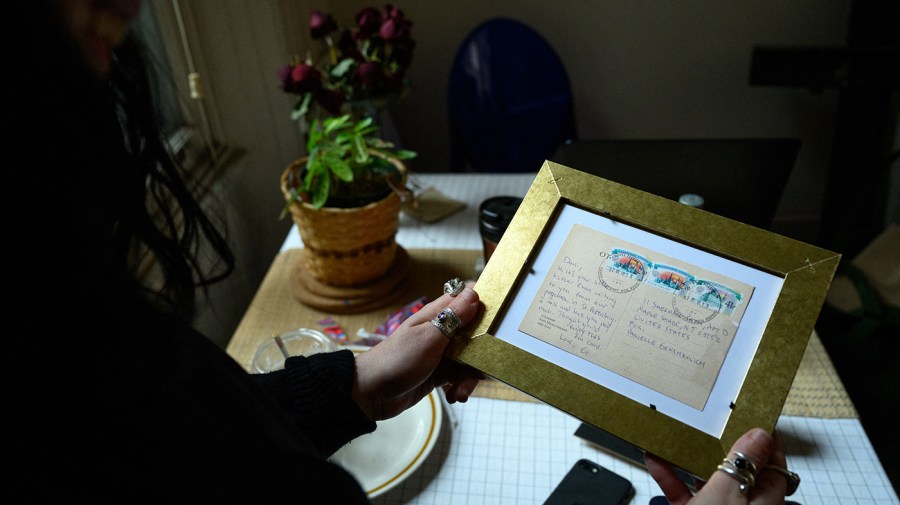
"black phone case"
543,459,635,505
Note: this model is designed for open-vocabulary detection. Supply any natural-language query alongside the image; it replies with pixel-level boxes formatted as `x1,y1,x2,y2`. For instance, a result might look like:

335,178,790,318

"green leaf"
325,114,351,135
365,137,392,149
309,175,331,209
304,156,325,190
355,118,379,138
326,155,354,182
307,119,322,152
355,116,374,131
393,149,418,160
331,58,355,78
291,93,313,121
333,131,353,147
352,136,369,164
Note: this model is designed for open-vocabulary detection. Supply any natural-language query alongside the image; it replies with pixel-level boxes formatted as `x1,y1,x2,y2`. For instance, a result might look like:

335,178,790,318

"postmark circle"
597,250,646,293
671,283,722,325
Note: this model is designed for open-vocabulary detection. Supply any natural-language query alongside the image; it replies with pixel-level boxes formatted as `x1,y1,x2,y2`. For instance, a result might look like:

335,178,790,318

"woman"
18,1,794,503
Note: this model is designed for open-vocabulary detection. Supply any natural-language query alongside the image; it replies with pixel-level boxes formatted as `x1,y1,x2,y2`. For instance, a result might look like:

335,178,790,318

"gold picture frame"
448,161,840,480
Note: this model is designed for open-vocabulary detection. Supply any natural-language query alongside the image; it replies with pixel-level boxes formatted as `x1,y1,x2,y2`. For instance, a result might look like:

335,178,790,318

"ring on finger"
726,451,759,476
443,277,465,297
762,465,800,496
431,307,462,338
716,451,758,495
716,464,755,494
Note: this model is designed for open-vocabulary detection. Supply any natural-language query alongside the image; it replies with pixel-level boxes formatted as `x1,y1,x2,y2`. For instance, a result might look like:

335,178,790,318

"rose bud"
290,63,323,93
355,61,384,88
309,10,337,40
354,7,382,38
380,16,412,42
383,4,402,20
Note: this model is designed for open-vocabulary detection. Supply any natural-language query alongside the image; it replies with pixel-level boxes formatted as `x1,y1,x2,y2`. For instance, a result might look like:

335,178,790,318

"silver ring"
443,277,465,296
717,451,758,495
716,464,754,494
727,451,759,477
762,465,800,496
431,307,462,337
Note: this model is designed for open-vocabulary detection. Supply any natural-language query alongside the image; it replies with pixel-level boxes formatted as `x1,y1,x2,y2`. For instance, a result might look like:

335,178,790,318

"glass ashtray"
252,328,337,373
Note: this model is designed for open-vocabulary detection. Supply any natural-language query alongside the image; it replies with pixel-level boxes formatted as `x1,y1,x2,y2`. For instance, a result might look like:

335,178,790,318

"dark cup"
479,196,523,263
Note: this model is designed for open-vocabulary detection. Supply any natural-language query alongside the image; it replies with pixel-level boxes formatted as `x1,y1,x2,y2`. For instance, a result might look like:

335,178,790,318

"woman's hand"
645,427,793,504
351,283,483,421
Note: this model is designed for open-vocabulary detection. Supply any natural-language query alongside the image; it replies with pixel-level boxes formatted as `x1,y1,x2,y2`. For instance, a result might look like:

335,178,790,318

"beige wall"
155,1,859,346
390,1,850,232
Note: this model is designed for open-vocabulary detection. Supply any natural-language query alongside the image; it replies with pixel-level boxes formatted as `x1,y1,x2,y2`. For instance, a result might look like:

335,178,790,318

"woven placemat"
229,248,857,419
228,248,477,367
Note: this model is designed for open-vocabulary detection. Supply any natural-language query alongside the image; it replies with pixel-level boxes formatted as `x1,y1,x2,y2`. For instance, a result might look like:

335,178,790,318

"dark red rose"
315,88,345,115
309,10,337,39
383,4,403,21
290,63,323,93
384,4,412,29
354,61,384,88
354,7,382,38
379,15,412,42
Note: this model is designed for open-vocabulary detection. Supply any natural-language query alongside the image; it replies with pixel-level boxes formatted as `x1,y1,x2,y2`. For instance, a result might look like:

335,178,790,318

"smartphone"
543,459,635,505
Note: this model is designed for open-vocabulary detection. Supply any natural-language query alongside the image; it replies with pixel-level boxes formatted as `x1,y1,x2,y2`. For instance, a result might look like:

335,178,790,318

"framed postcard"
448,161,840,480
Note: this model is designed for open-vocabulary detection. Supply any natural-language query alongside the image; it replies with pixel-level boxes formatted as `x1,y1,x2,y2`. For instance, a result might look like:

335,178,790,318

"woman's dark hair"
20,1,234,322
106,33,235,318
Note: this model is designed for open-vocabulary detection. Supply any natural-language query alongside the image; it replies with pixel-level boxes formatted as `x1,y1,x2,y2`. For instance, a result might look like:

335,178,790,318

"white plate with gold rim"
328,345,443,498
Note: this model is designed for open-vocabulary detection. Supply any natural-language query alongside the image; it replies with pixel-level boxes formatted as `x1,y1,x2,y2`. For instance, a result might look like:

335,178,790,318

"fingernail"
747,427,769,443
458,288,477,302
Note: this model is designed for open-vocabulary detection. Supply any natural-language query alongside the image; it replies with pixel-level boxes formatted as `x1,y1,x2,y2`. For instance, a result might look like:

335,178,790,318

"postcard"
518,223,755,410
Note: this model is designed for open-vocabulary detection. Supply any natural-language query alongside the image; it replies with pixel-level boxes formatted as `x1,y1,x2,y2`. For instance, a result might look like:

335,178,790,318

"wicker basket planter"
280,157,404,287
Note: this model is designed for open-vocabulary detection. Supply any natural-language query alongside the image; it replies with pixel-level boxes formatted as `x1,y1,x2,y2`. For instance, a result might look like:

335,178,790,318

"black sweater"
34,288,377,503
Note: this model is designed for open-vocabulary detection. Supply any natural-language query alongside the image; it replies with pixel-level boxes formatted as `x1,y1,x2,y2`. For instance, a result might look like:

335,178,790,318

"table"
228,173,898,504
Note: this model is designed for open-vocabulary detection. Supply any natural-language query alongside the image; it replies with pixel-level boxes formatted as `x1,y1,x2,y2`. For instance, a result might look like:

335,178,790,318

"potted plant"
281,114,416,211
280,114,417,288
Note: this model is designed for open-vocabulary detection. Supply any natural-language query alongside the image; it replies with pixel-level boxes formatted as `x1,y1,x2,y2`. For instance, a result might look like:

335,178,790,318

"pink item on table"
376,296,429,336
317,316,348,344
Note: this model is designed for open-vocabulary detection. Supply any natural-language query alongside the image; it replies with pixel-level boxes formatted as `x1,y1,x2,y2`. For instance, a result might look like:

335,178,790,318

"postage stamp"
693,279,744,316
597,248,649,293
649,263,694,294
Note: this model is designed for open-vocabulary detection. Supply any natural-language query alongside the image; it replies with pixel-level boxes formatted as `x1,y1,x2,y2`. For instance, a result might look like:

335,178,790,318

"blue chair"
448,18,577,172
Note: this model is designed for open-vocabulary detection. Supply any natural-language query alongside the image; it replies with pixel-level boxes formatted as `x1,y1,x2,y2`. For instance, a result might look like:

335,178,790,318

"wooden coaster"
289,247,411,313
